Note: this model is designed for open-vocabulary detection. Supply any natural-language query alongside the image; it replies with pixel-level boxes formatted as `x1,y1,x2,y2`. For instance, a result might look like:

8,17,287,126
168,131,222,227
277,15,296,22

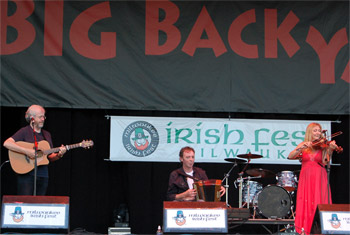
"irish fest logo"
174,210,186,226
11,207,24,223
123,121,159,157
328,213,341,229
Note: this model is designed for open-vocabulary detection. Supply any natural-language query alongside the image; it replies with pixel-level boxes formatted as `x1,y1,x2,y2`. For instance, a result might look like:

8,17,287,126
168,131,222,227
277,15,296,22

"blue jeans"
17,174,48,195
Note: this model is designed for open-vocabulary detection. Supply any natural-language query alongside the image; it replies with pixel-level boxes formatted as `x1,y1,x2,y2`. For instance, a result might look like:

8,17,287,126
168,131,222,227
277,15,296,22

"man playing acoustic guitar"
3,104,67,195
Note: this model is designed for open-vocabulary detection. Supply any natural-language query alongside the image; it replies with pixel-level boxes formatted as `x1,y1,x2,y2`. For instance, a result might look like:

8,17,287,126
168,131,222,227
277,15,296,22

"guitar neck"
43,143,83,155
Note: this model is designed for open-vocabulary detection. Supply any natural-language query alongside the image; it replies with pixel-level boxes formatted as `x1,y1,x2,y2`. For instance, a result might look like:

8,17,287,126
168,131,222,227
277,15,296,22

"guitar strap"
33,128,53,149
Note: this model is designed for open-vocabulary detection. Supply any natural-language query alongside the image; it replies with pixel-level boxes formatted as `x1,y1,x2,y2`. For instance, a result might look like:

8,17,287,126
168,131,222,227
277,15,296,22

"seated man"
166,146,225,201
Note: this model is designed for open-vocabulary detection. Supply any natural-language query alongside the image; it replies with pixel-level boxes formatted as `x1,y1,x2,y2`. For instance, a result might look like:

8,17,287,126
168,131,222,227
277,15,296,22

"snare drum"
255,185,291,218
242,181,263,205
276,171,298,192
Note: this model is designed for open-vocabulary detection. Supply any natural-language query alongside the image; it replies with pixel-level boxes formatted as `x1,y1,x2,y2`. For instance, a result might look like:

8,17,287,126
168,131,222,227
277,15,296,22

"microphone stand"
0,160,9,235
222,162,238,207
327,161,331,204
324,150,332,204
322,131,332,204
32,121,38,196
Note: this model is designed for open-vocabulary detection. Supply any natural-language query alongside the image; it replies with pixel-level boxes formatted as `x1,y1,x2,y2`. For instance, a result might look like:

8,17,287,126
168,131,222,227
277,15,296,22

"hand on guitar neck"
8,140,94,174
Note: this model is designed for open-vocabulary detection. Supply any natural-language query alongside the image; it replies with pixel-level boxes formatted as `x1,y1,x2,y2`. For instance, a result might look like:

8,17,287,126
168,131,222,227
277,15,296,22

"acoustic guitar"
8,140,94,174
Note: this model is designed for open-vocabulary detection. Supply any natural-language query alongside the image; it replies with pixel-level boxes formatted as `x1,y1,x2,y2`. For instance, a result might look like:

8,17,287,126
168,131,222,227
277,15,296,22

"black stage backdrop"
1,107,349,234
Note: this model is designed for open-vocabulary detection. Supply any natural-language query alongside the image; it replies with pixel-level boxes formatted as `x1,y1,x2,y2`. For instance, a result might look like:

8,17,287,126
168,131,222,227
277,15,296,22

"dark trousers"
17,174,48,196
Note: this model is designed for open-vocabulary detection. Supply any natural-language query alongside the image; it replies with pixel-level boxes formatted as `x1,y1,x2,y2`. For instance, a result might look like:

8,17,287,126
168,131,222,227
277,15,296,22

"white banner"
164,208,227,233
1,203,69,229
109,116,331,164
321,211,350,234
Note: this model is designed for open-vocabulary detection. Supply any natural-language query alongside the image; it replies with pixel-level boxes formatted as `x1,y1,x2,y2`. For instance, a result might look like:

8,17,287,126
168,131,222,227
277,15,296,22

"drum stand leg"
246,178,250,209
289,205,295,219
253,205,257,219
289,191,295,219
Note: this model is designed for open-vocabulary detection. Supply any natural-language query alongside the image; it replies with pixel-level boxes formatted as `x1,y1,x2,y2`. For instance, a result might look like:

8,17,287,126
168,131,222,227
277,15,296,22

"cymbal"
237,153,263,159
246,168,275,178
224,158,247,164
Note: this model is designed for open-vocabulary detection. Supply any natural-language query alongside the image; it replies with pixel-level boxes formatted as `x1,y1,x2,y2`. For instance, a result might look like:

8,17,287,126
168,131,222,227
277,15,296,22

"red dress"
295,148,332,234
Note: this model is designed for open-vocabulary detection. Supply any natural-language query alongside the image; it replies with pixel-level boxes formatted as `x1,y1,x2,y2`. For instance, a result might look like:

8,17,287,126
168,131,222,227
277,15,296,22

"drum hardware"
241,176,262,181
224,158,248,164
276,171,298,192
222,158,247,207
252,204,257,219
289,204,295,219
280,224,296,233
246,168,275,178
236,174,244,208
237,167,298,219
241,176,262,209
244,168,275,212
236,158,251,208
251,186,295,219
237,152,263,159
252,185,292,219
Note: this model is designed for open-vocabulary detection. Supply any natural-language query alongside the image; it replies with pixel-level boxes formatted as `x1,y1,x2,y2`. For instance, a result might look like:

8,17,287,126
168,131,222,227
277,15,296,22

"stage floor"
228,218,295,234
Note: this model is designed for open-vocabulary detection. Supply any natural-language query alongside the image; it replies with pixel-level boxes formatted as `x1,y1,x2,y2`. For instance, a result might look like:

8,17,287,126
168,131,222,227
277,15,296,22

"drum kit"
224,153,299,219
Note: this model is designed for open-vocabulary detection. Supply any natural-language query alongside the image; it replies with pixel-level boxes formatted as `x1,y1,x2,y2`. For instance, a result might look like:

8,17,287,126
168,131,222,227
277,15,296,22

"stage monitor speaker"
311,204,350,234
1,195,69,234
108,227,131,235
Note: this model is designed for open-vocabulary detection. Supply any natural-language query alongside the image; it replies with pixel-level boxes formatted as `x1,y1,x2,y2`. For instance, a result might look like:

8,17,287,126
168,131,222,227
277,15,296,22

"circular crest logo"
123,121,159,157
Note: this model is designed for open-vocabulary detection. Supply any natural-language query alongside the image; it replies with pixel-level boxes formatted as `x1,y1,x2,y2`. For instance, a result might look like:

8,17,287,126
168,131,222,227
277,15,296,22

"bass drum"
255,185,291,218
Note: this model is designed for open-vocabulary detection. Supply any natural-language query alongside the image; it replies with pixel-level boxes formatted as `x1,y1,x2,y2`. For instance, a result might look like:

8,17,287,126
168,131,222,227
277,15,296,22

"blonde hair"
304,122,322,142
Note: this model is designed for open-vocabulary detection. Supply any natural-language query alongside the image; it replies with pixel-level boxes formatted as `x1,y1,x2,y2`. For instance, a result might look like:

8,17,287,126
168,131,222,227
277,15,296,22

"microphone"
30,117,35,127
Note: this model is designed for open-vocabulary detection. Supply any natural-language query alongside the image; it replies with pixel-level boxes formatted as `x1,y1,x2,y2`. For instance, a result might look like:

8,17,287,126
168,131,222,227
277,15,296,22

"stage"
228,218,295,234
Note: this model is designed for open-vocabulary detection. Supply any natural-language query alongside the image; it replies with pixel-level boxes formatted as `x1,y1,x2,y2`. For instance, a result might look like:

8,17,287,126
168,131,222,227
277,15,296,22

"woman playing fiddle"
288,122,339,235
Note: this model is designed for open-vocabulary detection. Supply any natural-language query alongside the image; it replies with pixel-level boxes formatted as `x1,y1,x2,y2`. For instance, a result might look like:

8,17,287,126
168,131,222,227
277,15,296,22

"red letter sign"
265,9,300,58
70,2,116,60
182,6,227,57
145,0,180,55
1,0,35,55
306,27,348,84
44,0,64,56
228,9,258,58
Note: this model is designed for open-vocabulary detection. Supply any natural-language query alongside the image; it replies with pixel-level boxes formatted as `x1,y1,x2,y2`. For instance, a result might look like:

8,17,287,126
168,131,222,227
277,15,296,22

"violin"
311,131,343,153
